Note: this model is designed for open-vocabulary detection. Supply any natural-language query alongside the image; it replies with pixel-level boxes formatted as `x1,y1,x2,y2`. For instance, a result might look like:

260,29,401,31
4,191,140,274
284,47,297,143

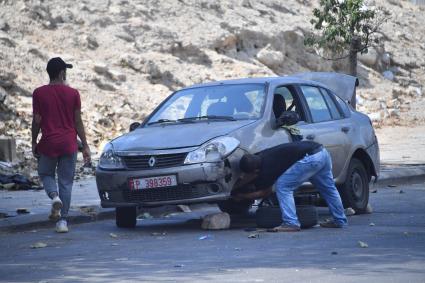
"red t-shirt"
32,84,81,157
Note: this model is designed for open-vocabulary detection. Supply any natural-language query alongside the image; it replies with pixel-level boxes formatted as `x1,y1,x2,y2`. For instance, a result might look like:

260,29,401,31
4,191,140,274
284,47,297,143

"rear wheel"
255,205,318,229
338,158,369,214
116,207,137,228
218,199,253,215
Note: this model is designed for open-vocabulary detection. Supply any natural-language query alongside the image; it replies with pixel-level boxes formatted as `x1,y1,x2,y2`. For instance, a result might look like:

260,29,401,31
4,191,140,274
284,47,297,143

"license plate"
129,175,177,190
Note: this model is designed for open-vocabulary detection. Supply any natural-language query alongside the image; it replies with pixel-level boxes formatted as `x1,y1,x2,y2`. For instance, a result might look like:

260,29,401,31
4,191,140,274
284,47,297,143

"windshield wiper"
179,115,236,122
147,119,177,125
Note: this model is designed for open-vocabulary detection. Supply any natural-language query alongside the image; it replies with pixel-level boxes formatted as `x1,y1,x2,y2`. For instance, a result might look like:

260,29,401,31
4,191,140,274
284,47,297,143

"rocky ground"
0,0,424,179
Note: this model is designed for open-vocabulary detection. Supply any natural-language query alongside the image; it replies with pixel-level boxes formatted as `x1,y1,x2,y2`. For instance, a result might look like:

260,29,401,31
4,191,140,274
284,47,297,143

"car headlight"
184,137,240,164
99,143,124,169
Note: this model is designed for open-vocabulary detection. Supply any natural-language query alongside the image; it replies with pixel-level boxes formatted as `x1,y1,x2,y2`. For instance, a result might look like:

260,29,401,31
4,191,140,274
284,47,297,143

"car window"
320,88,342,119
273,86,304,121
333,92,351,117
300,85,332,123
147,84,266,124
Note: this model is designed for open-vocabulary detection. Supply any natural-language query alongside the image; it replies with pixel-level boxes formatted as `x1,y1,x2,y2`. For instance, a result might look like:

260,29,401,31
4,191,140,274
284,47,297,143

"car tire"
255,205,318,229
115,207,137,228
217,199,253,215
338,158,369,214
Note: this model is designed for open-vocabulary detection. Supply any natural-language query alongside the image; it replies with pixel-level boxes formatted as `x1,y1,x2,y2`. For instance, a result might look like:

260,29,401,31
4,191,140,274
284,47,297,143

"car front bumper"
96,149,245,207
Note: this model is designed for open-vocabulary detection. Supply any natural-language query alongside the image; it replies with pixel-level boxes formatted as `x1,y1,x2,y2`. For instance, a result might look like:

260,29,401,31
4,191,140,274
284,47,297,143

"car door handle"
341,126,350,133
306,134,315,140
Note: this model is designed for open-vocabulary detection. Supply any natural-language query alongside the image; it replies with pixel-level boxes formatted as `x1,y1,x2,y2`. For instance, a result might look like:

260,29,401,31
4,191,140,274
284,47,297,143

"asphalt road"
1,182,424,283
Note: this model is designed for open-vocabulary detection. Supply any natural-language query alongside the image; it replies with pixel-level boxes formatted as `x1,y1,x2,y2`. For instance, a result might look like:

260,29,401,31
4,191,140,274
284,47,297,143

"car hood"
111,120,255,151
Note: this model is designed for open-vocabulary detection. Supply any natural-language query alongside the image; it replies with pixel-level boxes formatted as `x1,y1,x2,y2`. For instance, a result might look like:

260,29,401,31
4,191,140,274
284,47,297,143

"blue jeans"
275,148,347,227
38,153,77,218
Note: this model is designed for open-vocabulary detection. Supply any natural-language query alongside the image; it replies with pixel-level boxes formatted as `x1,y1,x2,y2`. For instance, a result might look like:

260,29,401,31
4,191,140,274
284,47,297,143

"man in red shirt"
32,57,91,233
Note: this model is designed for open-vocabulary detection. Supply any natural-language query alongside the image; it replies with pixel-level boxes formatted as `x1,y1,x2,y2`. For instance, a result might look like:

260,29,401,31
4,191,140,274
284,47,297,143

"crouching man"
236,141,347,232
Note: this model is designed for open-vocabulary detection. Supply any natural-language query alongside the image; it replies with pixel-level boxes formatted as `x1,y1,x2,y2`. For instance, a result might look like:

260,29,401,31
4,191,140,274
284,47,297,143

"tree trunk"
348,36,361,77
349,36,361,109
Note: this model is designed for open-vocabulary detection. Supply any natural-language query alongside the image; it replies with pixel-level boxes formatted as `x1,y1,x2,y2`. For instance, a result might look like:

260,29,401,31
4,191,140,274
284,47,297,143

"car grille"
123,185,212,203
121,153,187,170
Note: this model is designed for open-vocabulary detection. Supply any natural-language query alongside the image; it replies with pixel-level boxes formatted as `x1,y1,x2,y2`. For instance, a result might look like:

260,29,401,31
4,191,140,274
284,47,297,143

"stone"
201,212,231,230
345,207,356,216
389,108,400,117
256,45,284,69
0,86,6,103
86,35,99,49
382,70,394,81
0,137,17,162
365,204,373,214
368,112,382,122
359,47,379,67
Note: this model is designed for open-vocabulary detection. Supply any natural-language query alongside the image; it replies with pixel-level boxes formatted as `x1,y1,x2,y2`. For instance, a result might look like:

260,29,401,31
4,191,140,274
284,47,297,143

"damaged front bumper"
96,149,245,207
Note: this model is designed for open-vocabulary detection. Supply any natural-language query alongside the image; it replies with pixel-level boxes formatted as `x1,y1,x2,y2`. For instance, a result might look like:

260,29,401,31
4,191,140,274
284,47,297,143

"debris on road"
369,223,376,226
109,233,118,238
30,242,47,249
345,207,356,216
399,190,405,194
16,208,30,214
371,189,378,193
248,233,260,239
0,173,42,191
358,241,369,248
388,184,397,188
174,264,184,268
151,232,167,236
331,251,338,255
177,204,191,213
201,212,230,230
198,235,213,240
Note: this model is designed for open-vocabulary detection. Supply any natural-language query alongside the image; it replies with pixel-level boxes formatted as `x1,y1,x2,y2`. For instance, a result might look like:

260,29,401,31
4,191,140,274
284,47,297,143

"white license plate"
129,175,177,190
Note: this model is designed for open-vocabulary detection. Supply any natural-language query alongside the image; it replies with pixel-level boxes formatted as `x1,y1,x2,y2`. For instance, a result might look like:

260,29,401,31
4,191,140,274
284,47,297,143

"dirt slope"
0,0,424,171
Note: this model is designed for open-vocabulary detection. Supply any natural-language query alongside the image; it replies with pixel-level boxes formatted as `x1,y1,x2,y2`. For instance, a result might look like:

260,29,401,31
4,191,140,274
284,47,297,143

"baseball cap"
46,57,73,76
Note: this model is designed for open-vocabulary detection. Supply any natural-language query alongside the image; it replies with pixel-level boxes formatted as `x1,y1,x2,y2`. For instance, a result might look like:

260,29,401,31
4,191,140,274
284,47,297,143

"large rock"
256,44,284,69
201,212,231,230
359,48,379,68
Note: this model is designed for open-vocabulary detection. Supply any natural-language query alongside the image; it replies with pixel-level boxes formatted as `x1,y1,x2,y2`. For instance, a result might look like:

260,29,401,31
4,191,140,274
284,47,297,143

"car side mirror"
129,122,141,132
276,111,300,127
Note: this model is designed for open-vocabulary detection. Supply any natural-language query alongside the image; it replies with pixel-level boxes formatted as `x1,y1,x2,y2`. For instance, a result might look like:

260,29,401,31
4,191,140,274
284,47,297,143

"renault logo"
148,156,156,167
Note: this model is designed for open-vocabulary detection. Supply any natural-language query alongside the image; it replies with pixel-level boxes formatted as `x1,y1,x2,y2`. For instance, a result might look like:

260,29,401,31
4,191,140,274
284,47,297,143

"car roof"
184,76,328,90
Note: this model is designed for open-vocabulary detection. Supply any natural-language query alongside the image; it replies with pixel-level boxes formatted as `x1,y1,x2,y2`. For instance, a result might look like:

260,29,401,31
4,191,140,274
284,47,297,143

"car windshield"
146,83,266,125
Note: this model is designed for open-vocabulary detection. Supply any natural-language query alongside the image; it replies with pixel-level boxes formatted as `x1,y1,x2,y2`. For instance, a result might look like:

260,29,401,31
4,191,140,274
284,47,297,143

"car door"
260,85,307,152
295,85,352,179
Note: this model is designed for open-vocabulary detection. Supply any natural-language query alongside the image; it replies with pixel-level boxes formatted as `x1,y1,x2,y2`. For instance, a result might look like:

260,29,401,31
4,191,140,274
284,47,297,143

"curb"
0,208,115,232
377,165,425,186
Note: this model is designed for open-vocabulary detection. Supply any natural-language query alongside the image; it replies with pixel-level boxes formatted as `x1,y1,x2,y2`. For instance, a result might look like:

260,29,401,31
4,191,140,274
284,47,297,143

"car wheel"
115,207,137,228
255,205,318,229
338,158,369,214
217,199,253,215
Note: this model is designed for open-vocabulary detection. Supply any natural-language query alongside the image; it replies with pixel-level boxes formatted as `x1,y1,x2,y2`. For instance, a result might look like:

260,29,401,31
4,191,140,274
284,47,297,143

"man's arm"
31,114,41,158
75,109,91,164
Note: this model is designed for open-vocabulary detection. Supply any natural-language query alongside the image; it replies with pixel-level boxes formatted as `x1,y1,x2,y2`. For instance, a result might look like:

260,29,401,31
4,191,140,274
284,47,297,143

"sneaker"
49,196,62,221
319,219,343,228
55,219,69,233
268,224,301,232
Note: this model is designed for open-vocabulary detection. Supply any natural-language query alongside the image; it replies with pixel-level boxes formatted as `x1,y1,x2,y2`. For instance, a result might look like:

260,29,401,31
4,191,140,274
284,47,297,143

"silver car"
96,72,379,228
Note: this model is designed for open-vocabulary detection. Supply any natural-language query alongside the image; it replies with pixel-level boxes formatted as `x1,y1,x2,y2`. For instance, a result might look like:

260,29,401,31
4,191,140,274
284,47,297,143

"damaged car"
96,72,380,228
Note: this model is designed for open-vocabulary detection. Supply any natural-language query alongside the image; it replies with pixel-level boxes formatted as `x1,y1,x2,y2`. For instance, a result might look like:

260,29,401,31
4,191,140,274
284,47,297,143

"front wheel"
338,158,369,214
116,207,137,228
